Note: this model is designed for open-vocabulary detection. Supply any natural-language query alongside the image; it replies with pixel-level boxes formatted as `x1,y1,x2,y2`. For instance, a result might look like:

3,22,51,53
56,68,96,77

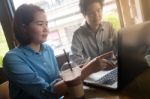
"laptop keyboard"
96,68,118,85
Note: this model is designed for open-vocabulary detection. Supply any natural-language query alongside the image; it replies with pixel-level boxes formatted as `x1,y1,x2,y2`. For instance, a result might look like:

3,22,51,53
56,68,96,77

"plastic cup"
60,63,85,99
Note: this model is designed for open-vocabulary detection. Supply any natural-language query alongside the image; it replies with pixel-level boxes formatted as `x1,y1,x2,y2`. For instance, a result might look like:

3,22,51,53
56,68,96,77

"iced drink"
61,66,85,99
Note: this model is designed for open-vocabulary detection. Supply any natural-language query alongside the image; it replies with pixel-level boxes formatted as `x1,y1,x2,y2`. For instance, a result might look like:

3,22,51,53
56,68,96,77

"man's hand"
87,51,117,73
81,51,117,80
95,51,117,70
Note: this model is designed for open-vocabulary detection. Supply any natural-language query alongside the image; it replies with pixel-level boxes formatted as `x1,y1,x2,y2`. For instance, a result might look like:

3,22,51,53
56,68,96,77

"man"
70,0,118,65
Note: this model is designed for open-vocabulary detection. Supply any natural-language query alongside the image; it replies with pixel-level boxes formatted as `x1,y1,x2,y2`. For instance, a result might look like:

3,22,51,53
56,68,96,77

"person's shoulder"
73,25,88,39
74,26,83,34
101,21,115,31
42,43,54,53
74,21,87,34
101,21,113,27
5,47,21,56
42,44,56,58
3,47,22,61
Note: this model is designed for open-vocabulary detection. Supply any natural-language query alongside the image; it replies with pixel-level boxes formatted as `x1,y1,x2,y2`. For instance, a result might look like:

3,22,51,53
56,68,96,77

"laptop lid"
118,21,150,89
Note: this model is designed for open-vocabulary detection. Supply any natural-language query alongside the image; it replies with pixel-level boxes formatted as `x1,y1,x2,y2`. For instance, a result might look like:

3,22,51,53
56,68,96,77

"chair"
0,81,10,99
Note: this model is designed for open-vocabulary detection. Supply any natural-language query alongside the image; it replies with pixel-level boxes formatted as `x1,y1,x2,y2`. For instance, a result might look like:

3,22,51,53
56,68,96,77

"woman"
3,4,114,99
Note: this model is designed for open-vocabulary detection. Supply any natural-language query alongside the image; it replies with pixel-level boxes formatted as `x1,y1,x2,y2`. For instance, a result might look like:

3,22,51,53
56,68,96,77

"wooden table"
64,68,150,99
83,68,150,99
83,86,131,99
64,85,132,99
64,85,149,99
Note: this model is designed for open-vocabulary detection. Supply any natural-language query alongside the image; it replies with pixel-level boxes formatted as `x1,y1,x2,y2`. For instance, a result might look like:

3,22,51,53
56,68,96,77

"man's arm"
70,31,85,65
81,51,115,80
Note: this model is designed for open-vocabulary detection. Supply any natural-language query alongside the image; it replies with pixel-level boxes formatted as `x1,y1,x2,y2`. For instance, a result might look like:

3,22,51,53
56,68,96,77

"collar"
81,21,104,34
19,44,47,56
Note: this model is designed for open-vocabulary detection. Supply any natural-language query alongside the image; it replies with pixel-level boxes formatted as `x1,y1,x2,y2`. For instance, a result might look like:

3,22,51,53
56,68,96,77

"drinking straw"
63,49,73,71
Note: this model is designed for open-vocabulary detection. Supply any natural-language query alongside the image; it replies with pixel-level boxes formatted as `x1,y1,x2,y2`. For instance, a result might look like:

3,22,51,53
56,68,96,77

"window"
103,0,121,31
12,0,120,55
117,0,143,27
0,23,9,68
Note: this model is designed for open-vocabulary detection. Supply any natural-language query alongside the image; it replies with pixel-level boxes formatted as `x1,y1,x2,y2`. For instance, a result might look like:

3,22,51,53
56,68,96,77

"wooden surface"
83,69,150,99
83,86,131,99
64,85,132,99
64,68,150,99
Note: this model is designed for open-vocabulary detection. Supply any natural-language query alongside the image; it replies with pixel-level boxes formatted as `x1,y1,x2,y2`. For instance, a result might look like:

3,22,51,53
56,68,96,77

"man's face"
84,2,102,28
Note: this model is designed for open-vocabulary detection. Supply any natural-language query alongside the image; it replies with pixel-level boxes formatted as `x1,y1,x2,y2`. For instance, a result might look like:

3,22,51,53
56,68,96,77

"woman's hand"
54,80,68,98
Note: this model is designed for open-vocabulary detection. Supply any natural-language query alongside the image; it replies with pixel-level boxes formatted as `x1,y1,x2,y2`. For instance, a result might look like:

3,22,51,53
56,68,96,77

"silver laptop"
84,66,118,90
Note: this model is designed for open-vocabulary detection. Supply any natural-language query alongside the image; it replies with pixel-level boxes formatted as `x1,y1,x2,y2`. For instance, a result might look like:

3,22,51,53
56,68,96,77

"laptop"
83,22,150,90
83,49,118,90
117,22,150,89
84,66,118,90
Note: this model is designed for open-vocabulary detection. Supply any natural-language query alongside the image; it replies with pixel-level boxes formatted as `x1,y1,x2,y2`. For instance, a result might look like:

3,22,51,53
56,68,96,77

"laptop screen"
118,21,150,89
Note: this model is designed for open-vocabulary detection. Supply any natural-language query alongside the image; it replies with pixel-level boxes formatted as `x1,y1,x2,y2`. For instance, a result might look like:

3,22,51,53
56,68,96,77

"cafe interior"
0,0,150,99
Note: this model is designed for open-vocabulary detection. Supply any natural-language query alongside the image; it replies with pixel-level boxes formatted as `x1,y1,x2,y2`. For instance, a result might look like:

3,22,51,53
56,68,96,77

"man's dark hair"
79,0,104,15
13,4,45,45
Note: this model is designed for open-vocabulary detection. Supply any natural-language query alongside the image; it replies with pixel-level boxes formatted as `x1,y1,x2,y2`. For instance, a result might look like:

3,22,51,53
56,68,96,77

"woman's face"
84,2,102,28
27,11,49,44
